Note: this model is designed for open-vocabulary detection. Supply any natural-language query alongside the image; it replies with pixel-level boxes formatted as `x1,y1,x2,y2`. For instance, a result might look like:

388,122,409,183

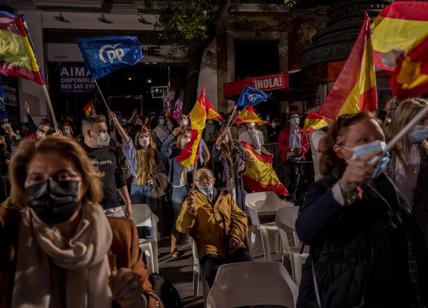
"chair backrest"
207,261,298,308
131,204,159,241
246,191,293,214
275,206,300,230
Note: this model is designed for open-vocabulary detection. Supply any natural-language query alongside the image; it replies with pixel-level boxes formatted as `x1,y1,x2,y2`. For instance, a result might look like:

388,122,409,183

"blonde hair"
386,98,428,166
9,136,103,209
134,128,159,177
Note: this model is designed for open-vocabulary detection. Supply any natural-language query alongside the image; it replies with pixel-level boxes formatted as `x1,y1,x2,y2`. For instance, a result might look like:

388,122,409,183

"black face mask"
27,179,80,225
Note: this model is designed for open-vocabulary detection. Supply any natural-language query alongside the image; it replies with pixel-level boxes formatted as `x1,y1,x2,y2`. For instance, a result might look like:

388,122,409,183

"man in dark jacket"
82,115,132,217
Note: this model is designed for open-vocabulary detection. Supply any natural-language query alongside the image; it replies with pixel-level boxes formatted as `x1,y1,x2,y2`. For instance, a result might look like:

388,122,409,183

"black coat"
296,172,428,308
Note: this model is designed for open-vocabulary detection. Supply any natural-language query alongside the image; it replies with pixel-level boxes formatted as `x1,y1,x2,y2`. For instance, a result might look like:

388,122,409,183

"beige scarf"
12,203,113,308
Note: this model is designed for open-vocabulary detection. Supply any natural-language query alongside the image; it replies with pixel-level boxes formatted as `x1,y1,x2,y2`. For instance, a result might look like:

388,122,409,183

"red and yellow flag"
234,106,265,125
241,142,288,196
303,112,329,133
83,100,95,116
320,13,377,120
176,88,221,167
0,12,44,85
372,2,428,71
390,35,428,99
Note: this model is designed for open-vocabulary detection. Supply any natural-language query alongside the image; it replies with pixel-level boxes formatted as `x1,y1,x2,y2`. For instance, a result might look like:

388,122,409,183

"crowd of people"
0,96,428,308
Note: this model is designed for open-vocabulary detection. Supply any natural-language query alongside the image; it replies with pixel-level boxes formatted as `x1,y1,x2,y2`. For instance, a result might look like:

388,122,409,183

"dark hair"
319,111,376,175
39,119,51,127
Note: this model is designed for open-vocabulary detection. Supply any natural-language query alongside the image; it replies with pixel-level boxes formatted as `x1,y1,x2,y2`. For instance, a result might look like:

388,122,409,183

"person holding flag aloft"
278,113,309,194
296,111,428,307
212,126,247,210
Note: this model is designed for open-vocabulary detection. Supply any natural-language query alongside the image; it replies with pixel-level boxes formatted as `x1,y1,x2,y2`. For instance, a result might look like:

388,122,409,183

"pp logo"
99,44,126,64
247,93,261,103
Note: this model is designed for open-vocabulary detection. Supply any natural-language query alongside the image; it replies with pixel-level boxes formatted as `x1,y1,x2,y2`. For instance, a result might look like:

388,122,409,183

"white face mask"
181,137,191,148
139,137,150,148
36,130,46,140
95,132,110,147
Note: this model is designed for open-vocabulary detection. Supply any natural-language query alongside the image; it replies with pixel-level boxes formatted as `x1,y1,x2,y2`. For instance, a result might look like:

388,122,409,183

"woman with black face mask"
0,136,163,308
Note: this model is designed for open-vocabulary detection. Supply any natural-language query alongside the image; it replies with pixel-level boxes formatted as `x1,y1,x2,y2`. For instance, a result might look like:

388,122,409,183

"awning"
224,72,289,98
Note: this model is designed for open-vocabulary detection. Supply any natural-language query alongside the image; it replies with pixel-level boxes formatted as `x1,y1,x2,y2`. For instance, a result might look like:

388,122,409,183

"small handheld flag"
234,106,265,125
236,85,271,108
83,100,96,116
390,35,428,99
77,36,143,80
0,12,44,85
303,112,329,133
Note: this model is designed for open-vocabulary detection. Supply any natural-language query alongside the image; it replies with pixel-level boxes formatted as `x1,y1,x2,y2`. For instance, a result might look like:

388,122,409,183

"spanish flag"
234,106,265,125
390,35,428,99
176,88,221,167
0,12,44,85
241,142,288,196
320,13,377,120
372,2,428,71
0,197,9,208
303,112,329,133
83,100,95,116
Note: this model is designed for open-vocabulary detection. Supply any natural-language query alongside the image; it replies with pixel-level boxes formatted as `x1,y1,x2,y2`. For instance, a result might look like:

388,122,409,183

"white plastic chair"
275,205,309,284
207,261,298,308
188,237,209,301
245,191,294,261
131,204,159,273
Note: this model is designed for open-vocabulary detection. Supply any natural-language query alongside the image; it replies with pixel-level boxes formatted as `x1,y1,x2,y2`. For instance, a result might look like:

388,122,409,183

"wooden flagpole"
94,80,111,111
41,84,59,133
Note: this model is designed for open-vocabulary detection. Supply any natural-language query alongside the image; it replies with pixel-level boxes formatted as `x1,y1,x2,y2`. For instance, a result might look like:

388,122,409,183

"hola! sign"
224,72,289,98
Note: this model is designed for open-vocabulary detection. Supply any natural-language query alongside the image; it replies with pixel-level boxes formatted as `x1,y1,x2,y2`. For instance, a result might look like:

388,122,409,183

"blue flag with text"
236,85,271,108
76,36,143,80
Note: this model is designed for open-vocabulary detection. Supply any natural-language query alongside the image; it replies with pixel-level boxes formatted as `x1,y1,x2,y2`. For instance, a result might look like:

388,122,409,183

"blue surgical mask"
344,140,389,178
290,118,300,126
408,125,428,143
372,153,390,178
197,185,214,199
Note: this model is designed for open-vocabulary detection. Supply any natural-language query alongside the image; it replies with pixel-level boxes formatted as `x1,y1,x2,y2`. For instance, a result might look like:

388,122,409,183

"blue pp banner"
236,85,271,108
76,36,143,80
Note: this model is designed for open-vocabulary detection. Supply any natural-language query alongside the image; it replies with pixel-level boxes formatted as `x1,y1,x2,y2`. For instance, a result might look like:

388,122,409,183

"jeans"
130,183,153,204
200,248,254,287
171,186,188,219
170,185,188,254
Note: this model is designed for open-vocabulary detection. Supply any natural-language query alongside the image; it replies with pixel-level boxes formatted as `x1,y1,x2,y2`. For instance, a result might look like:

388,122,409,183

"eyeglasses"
195,176,214,182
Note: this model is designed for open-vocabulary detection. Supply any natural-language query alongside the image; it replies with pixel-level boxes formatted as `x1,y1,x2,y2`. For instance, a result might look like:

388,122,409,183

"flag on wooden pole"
372,1,428,71
390,35,428,99
176,88,222,167
0,12,44,85
320,13,377,119
83,100,96,116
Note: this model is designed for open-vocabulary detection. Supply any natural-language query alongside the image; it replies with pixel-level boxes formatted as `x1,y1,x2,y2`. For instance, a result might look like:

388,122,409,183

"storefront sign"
224,72,289,98
59,64,96,93
252,73,288,91
3,84,17,107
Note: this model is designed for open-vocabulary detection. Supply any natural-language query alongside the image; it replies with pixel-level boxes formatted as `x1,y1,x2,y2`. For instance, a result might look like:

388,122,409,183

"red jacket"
278,127,309,162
